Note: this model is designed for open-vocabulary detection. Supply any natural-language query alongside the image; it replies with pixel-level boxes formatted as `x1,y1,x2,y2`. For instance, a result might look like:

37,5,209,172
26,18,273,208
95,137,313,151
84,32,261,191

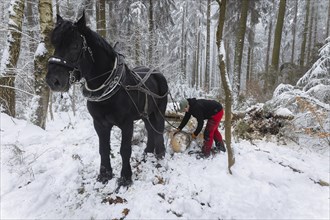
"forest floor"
1,112,329,219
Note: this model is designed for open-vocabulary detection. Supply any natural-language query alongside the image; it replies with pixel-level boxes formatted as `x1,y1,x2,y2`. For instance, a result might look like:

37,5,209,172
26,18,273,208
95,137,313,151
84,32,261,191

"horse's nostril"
54,79,60,87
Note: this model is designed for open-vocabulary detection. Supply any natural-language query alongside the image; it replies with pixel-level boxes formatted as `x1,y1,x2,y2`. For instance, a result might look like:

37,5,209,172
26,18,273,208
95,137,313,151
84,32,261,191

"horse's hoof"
97,167,113,184
144,148,154,154
117,177,133,187
155,151,165,160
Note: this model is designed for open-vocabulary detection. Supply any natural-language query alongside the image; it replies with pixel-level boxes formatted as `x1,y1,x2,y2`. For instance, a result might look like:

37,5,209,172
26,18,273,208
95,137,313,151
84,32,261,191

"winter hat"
179,99,189,112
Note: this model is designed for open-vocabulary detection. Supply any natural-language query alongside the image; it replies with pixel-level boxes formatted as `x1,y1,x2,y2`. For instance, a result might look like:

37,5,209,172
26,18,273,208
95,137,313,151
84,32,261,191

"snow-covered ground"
1,111,329,219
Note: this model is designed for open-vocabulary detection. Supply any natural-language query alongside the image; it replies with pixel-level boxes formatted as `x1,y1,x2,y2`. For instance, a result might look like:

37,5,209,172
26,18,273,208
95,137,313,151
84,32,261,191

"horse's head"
46,13,90,92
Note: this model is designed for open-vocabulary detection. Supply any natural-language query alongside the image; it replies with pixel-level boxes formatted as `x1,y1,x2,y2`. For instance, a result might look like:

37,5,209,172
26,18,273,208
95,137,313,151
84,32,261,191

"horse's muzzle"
46,74,70,92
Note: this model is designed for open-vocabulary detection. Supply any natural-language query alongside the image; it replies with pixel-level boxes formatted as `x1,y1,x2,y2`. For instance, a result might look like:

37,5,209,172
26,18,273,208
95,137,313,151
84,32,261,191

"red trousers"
203,109,224,154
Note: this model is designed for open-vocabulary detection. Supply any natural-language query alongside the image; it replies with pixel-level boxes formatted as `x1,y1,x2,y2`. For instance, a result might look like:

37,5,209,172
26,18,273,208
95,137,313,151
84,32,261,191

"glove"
191,133,197,139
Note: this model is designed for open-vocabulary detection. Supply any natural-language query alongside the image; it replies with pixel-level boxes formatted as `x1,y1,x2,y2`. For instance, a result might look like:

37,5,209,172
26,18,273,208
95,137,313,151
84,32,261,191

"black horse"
46,13,168,187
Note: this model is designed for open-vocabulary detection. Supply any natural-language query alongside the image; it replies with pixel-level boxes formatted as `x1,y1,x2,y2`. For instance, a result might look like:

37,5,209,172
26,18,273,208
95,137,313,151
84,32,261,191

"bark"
216,0,235,174
307,0,315,63
246,46,251,85
195,21,201,89
291,0,298,64
271,0,286,71
266,0,275,73
26,0,38,54
313,3,318,47
96,0,106,38
0,0,25,117
84,0,94,27
204,0,211,93
135,26,141,66
224,40,231,79
183,3,188,80
300,0,311,67
180,2,186,79
107,0,118,42
233,0,249,102
199,0,204,89
327,0,330,37
126,0,132,56
32,0,54,129
148,0,154,65
192,18,200,88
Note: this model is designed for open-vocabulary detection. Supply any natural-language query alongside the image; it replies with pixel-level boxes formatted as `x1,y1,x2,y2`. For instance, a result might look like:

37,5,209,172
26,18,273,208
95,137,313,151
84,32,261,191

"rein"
125,69,168,99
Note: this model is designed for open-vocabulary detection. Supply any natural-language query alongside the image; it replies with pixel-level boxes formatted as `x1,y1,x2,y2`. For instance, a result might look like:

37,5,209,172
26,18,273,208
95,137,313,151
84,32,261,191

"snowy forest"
1,0,330,219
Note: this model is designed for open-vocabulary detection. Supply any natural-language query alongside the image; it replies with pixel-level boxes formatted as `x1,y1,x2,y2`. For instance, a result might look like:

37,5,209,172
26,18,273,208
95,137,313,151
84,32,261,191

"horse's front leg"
118,121,134,187
94,120,113,184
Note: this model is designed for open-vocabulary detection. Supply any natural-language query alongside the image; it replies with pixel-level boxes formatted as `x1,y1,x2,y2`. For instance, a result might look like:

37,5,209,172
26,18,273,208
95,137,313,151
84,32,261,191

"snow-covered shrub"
250,38,330,148
297,37,330,94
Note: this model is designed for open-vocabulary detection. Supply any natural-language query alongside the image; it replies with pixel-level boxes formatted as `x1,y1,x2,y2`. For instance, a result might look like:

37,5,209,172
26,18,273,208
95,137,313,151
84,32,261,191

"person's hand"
191,133,197,139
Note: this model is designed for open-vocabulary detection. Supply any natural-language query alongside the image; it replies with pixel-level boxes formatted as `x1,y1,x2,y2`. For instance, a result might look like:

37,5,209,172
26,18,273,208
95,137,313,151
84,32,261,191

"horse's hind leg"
144,112,166,159
94,121,113,184
153,112,166,158
143,116,156,154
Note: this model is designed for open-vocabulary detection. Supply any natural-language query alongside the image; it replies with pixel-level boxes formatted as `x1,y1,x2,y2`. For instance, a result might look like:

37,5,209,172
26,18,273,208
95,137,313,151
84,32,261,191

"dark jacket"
178,98,223,136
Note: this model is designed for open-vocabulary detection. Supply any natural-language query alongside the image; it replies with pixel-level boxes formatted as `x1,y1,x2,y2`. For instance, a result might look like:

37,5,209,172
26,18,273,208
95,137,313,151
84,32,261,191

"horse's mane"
51,19,116,57
51,20,76,48
84,28,116,57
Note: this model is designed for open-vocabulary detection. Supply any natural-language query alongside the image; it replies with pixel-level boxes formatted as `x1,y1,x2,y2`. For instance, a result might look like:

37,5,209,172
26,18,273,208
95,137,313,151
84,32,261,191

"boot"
196,145,211,159
215,140,226,152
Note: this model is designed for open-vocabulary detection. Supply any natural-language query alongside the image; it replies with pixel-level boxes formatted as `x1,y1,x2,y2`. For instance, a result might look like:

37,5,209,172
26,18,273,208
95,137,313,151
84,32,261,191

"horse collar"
82,55,125,102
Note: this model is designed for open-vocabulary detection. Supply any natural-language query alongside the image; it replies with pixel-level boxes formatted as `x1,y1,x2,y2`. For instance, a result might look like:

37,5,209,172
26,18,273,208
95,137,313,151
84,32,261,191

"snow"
1,111,329,219
275,107,293,117
0,49,9,75
34,42,48,58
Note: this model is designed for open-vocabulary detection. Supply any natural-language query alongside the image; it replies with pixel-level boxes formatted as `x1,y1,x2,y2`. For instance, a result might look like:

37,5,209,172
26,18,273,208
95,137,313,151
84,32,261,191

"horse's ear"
56,14,63,25
76,11,86,31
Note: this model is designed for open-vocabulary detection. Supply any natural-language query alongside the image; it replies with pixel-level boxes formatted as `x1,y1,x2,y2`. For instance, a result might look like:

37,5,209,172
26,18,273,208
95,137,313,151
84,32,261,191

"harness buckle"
69,68,80,84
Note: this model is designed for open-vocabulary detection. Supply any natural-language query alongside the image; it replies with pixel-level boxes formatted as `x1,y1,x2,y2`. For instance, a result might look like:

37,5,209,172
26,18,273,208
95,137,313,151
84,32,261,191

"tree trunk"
0,0,25,117
192,19,200,88
291,0,298,64
26,0,38,54
148,0,154,65
327,0,330,38
180,2,186,79
233,0,249,104
224,40,231,79
183,2,188,80
199,0,204,90
246,46,251,86
265,0,275,73
84,0,94,27
135,26,141,66
313,3,318,47
32,0,54,129
216,0,235,174
271,0,286,71
107,0,118,42
96,0,106,38
300,0,311,67
204,0,211,93
307,0,315,63
195,22,201,89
